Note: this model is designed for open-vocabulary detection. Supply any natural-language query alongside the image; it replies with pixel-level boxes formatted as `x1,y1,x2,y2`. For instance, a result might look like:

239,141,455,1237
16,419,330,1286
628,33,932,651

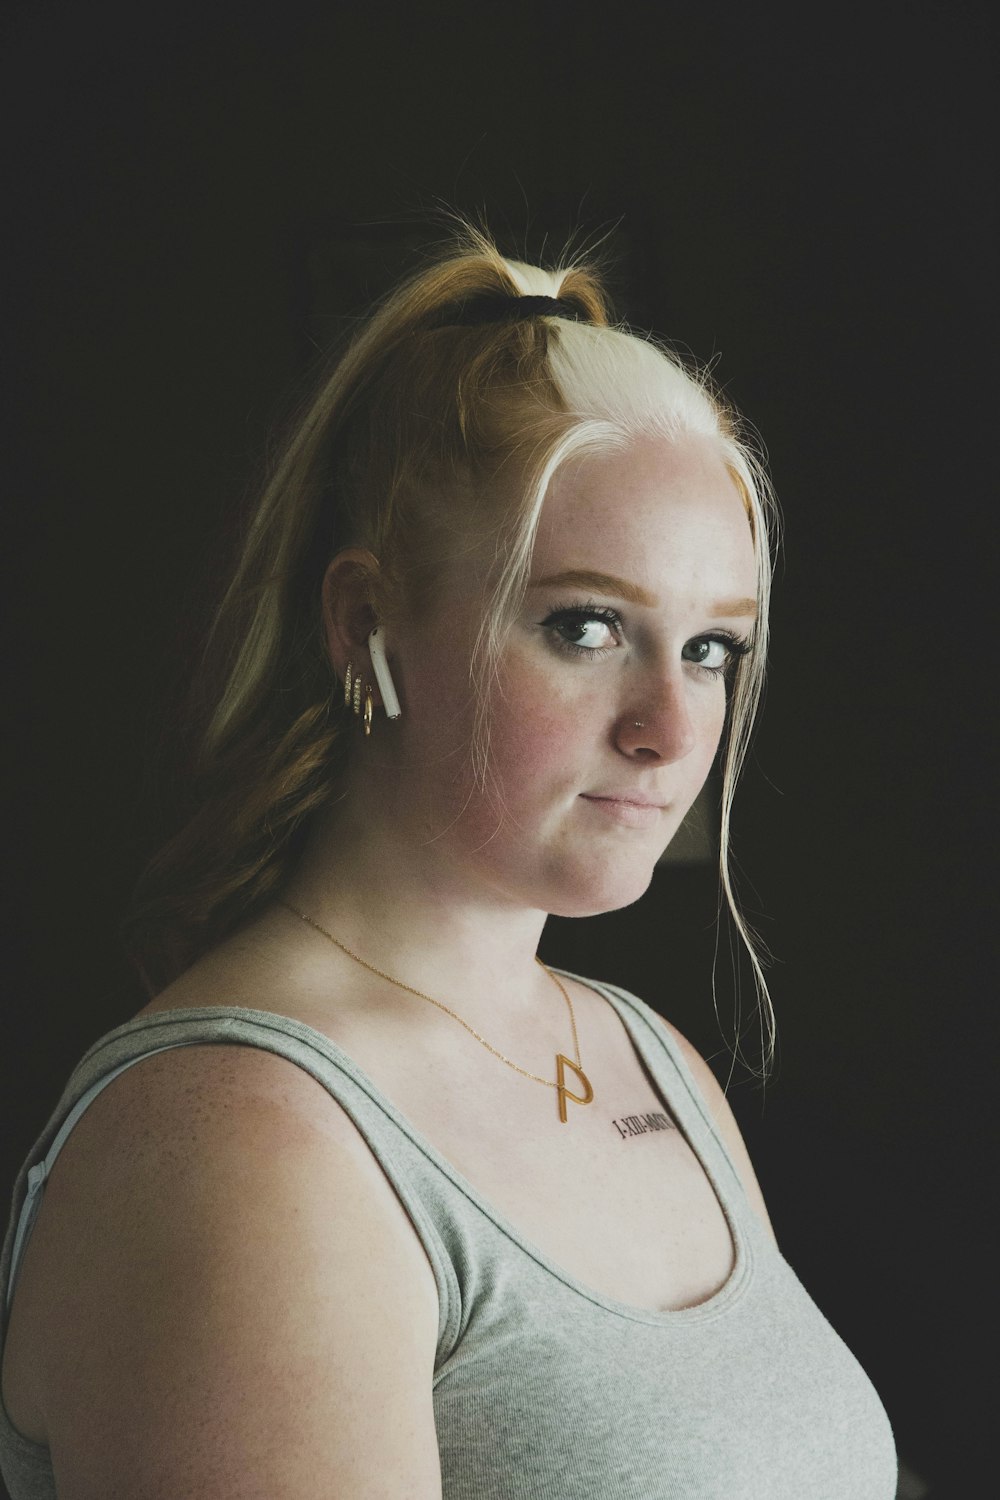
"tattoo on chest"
612,1110,676,1140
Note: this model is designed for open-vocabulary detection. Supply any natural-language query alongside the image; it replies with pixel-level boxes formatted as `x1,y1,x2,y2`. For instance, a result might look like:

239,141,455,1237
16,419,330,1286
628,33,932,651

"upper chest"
133,969,738,1313
317,986,739,1313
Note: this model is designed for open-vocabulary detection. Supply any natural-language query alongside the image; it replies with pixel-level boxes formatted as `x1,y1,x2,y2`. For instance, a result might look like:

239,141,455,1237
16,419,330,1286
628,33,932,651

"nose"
613,669,699,763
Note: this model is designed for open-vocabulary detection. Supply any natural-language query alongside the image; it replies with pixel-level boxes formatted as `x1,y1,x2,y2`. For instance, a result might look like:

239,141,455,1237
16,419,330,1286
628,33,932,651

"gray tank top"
0,977,897,1499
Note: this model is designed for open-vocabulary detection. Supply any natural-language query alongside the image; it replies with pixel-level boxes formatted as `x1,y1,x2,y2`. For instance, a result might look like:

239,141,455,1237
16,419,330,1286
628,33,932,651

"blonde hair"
126,221,778,1064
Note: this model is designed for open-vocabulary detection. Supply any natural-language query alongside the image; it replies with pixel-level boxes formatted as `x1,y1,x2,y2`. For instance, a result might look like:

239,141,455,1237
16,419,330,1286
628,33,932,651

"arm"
33,1044,443,1500
657,1017,779,1246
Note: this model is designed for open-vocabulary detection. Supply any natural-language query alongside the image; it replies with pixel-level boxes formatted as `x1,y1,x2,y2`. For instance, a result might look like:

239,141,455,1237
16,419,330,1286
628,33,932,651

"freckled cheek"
689,693,728,779
486,674,588,798
704,690,727,737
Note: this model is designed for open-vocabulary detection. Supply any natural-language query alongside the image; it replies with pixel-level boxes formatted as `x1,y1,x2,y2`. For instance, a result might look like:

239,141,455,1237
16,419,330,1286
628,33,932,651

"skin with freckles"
331,431,758,929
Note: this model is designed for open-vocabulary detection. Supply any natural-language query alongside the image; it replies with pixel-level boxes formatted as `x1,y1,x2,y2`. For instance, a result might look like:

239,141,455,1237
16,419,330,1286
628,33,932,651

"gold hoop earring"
353,675,362,715
344,663,354,707
363,686,373,737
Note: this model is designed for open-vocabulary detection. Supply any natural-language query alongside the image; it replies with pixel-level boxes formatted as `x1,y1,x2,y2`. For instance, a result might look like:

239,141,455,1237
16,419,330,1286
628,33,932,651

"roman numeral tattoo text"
612,1111,676,1140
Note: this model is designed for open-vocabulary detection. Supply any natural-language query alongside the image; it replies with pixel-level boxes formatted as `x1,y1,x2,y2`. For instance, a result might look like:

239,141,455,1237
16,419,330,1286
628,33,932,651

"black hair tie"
434,293,587,328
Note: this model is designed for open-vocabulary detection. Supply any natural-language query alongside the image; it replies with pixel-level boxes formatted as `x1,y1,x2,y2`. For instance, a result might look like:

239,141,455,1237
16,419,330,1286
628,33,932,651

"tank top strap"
0,1006,463,1359
559,973,757,1225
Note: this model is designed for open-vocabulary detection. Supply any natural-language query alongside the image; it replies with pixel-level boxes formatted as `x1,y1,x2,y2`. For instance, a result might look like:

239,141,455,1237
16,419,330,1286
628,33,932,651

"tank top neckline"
82,974,753,1328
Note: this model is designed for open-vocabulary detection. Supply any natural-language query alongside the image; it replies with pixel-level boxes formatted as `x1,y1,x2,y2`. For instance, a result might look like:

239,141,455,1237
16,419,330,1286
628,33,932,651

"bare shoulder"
655,1015,778,1246
11,1039,442,1499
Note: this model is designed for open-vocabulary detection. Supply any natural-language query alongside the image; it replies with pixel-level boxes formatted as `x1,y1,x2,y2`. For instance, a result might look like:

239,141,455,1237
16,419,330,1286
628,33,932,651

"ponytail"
124,224,613,991
125,218,777,1078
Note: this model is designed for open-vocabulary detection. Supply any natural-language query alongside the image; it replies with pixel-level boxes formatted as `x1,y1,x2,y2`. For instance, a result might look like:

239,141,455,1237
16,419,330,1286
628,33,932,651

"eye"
540,604,623,658
682,632,752,676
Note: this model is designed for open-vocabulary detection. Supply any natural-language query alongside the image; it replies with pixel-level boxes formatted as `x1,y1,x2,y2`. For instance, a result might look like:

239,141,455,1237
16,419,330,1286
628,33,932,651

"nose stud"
634,721,644,729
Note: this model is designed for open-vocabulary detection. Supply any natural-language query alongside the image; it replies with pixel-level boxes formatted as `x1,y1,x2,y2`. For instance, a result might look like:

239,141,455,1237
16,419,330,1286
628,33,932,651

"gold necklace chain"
280,900,594,1119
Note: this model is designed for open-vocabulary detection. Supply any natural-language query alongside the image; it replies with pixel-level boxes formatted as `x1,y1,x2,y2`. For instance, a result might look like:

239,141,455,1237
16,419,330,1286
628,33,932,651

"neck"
278,785,555,1030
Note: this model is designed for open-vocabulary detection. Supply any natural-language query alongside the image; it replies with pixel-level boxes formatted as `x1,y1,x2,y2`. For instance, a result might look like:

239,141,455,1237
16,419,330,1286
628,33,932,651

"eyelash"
689,630,753,678
541,602,623,660
540,602,753,677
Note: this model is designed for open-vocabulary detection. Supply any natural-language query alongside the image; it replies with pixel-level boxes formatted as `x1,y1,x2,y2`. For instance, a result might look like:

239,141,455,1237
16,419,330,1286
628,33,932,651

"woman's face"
381,432,758,918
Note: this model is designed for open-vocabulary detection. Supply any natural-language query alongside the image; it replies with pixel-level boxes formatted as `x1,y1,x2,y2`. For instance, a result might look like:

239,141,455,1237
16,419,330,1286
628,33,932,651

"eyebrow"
531,569,758,619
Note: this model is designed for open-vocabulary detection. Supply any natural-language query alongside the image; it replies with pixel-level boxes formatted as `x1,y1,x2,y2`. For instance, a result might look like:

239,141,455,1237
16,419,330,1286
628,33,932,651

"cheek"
698,690,729,762
484,671,584,799
680,691,728,799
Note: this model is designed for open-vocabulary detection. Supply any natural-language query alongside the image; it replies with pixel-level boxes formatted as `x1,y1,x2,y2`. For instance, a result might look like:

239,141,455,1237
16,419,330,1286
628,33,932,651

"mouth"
579,794,666,829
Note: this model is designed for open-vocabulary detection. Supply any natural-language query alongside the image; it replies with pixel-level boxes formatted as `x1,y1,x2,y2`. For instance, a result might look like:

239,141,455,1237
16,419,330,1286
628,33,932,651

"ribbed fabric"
1,977,897,1499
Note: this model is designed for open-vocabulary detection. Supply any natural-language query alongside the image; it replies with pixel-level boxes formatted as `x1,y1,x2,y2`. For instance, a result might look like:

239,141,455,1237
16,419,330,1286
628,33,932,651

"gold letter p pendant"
555,1054,594,1123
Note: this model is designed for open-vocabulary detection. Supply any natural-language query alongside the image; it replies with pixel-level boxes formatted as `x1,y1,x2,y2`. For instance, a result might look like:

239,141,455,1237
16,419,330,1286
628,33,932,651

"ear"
320,548,382,688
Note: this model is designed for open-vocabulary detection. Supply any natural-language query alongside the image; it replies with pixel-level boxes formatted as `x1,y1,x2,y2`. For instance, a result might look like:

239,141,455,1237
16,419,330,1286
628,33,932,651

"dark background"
2,2,995,1495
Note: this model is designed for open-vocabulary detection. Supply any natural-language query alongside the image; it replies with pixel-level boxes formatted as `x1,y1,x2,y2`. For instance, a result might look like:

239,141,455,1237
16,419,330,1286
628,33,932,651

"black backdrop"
2,3,995,1495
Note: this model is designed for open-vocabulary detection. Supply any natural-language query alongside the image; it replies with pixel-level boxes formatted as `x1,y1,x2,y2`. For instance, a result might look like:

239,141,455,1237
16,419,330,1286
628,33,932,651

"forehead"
532,434,756,599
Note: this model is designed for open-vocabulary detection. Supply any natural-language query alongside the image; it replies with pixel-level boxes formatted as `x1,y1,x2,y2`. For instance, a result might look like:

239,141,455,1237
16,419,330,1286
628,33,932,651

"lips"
579,794,666,829
582,791,667,808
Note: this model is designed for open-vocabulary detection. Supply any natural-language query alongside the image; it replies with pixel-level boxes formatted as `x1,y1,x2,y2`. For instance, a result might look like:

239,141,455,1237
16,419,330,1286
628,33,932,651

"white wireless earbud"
366,625,402,719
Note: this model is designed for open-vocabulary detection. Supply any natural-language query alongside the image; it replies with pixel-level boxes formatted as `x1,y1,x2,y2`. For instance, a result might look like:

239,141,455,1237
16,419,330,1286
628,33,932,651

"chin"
546,863,658,921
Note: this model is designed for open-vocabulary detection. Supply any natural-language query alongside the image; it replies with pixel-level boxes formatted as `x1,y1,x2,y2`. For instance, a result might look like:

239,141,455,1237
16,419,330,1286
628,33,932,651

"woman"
0,225,897,1497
